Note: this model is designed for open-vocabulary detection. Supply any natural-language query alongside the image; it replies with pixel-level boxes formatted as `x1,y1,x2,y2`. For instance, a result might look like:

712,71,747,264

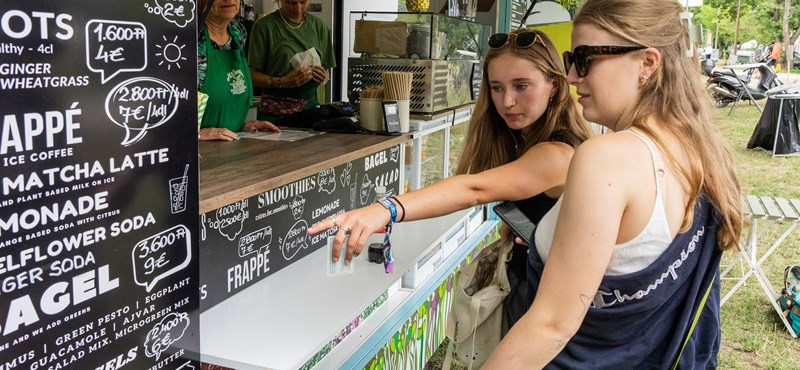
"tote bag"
444,236,514,369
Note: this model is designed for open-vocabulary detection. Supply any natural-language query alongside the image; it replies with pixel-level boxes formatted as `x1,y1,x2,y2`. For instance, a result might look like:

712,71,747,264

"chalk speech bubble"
105,77,180,146
210,199,248,241
281,220,310,260
390,146,399,162
144,311,190,360
317,168,336,194
238,226,272,258
85,20,147,84
360,175,373,205
290,194,305,220
149,0,196,28
132,224,191,292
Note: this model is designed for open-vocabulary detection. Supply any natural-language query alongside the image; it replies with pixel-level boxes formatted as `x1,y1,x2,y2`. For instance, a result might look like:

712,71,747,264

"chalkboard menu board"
200,145,402,311
0,1,199,369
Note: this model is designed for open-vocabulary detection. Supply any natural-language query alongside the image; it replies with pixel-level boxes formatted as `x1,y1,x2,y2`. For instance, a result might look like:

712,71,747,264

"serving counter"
198,104,495,369
199,132,408,214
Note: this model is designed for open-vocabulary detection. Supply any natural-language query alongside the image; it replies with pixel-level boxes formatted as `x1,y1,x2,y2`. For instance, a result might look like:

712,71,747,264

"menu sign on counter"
200,146,402,311
1,1,199,369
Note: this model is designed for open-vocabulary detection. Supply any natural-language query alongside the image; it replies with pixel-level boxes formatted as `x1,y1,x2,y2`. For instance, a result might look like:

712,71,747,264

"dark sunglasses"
563,45,647,77
488,32,543,49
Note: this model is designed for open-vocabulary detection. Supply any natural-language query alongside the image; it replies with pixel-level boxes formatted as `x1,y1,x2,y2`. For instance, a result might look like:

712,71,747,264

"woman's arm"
250,66,313,89
483,136,634,368
307,141,575,263
243,120,281,133
199,127,239,141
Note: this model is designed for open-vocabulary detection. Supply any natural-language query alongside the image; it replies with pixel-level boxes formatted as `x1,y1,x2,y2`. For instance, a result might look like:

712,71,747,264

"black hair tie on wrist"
390,196,405,223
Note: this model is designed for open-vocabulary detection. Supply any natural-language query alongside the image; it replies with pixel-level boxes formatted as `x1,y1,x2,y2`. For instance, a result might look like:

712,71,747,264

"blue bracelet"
377,197,397,224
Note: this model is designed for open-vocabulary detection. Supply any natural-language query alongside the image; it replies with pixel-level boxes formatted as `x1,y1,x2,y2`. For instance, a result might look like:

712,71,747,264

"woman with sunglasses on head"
308,29,590,326
484,0,743,368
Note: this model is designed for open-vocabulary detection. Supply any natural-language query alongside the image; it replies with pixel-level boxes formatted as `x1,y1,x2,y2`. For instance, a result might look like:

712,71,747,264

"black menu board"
200,146,402,311
0,1,199,369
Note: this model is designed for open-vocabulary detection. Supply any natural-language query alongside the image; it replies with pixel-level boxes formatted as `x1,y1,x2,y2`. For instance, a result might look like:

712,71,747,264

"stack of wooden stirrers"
382,72,412,101
359,85,384,99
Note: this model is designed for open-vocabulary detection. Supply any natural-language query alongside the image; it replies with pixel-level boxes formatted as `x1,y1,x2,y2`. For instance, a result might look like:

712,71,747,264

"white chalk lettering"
0,191,108,238
0,102,82,155
257,177,316,208
0,265,118,336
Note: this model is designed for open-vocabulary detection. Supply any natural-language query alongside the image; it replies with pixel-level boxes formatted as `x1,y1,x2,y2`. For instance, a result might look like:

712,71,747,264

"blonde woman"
485,0,744,368
308,30,590,329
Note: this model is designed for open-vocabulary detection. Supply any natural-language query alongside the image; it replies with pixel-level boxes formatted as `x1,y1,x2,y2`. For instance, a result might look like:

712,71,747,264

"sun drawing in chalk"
155,35,187,70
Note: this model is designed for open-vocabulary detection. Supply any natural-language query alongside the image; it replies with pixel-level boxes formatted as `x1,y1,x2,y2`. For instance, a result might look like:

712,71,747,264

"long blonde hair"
456,29,591,175
573,0,743,250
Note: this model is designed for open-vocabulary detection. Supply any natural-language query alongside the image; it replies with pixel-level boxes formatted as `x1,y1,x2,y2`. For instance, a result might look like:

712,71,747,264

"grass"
425,102,800,369
716,103,800,369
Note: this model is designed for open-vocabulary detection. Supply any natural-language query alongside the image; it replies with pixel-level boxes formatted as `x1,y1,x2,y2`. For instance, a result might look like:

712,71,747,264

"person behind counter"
484,0,744,368
198,0,280,141
308,29,592,328
247,0,336,121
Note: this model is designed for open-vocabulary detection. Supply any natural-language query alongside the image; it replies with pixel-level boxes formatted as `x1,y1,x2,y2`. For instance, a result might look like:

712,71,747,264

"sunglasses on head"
562,45,647,78
488,32,543,49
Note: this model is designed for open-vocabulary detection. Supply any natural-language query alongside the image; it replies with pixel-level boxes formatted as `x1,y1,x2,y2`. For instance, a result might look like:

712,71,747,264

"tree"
693,0,797,55
783,0,791,71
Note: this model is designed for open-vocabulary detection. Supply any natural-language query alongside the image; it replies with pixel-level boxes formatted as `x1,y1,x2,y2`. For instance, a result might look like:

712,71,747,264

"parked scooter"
700,58,715,76
705,62,779,108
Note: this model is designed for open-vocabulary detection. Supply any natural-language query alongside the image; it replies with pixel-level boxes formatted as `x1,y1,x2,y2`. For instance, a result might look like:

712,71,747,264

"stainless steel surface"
348,57,480,114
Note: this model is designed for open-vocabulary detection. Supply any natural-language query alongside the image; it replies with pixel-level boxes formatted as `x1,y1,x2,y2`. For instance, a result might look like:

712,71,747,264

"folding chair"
724,63,763,116
721,195,800,337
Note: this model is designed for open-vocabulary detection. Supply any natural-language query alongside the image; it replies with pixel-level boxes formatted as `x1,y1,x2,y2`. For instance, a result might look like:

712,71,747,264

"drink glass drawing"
169,164,190,214
349,174,358,209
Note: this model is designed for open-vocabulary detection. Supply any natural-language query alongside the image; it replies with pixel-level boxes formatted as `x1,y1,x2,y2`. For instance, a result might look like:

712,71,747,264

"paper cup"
396,100,410,133
359,98,384,131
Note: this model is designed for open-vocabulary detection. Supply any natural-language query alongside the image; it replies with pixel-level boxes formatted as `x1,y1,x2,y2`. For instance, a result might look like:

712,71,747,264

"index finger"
264,121,280,132
308,218,335,235
223,129,240,140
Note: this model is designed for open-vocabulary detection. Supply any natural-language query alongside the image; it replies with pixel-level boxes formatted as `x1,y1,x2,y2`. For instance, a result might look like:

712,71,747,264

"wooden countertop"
199,132,408,213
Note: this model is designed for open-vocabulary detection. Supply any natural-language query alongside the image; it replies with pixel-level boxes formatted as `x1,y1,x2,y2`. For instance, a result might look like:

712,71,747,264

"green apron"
199,25,253,132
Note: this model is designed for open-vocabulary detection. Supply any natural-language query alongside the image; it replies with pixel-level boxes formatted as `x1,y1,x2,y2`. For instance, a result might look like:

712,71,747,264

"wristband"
377,197,397,224
376,197,397,273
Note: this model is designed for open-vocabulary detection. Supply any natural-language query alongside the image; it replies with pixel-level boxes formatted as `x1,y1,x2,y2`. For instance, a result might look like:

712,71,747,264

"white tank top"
533,130,673,275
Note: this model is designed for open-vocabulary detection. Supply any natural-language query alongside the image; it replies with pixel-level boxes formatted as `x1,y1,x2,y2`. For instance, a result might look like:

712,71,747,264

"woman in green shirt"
247,0,337,121
198,0,280,141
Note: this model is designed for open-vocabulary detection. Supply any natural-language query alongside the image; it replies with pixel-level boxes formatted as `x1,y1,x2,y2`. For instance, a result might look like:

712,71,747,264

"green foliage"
691,0,798,48
554,0,582,9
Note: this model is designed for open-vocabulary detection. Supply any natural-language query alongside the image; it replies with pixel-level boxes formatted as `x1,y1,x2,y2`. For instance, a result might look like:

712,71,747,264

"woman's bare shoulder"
569,131,652,181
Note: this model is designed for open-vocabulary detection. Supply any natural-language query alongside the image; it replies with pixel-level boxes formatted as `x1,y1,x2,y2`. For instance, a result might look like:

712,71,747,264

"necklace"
279,9,305,30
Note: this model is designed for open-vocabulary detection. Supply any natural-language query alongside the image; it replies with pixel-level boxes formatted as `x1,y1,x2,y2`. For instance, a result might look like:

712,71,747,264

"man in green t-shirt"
248,0,337,121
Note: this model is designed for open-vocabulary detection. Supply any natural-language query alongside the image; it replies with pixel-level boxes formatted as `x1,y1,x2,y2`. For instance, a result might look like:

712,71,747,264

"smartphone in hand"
493,201,535,244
